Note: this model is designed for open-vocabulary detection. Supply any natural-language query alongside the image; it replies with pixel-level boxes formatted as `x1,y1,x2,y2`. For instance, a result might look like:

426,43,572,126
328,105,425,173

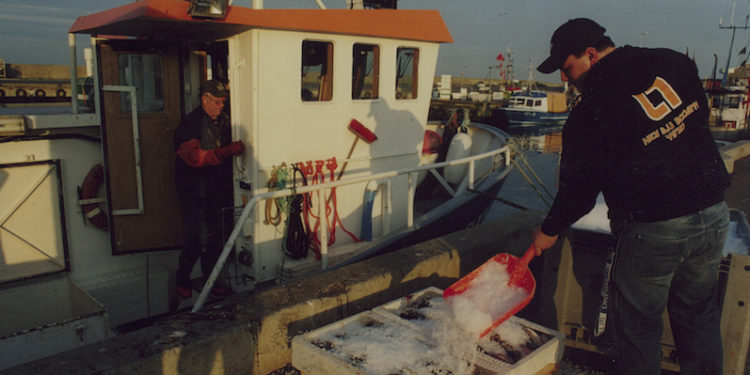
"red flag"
496,53,504,61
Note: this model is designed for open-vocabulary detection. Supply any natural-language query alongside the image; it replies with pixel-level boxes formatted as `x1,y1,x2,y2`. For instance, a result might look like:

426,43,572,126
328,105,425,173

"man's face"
560,50,593,89
201,93,226,120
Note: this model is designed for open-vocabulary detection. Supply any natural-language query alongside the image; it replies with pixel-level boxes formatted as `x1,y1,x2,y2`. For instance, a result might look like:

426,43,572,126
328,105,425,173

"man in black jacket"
173,80,244,299
532,18,729,374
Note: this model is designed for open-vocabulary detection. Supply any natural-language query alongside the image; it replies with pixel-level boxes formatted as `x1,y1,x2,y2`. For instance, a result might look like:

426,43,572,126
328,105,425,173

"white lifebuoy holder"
443,132,472,185
79,164,108,231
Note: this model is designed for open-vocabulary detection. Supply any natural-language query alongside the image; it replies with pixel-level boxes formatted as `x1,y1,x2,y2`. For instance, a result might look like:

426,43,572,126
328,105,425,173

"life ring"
16,88,27,97
79,163,108,231
34,89,46,97
56,88,66,97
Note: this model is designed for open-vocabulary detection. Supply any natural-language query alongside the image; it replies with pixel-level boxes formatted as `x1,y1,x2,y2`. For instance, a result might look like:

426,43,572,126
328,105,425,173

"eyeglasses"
204,94,226,106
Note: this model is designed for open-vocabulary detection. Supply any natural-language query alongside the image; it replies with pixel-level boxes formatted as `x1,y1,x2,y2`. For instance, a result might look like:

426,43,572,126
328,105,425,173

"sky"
1,0,749,84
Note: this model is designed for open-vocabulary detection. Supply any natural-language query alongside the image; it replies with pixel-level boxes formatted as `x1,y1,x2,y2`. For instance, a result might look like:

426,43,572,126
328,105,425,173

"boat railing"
192,143,513,312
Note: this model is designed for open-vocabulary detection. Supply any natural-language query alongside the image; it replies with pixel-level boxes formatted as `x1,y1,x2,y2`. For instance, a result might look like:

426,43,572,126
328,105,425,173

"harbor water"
483,148,560,224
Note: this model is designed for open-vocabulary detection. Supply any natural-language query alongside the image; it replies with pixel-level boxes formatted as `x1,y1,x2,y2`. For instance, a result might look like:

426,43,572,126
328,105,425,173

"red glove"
216,141,244,160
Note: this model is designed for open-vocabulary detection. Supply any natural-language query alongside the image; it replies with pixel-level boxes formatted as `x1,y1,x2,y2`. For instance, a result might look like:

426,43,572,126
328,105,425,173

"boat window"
352,44,379,100
526,99,534,107
117,54,164,113
302,40,334,101
396,47,419,99
535,100,542,107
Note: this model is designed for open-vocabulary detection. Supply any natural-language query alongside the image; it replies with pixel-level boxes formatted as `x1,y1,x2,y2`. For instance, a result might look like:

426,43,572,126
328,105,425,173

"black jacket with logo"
541,46,729,236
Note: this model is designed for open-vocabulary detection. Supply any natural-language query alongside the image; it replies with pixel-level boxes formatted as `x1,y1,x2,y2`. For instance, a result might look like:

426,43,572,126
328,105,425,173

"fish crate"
554,210,750,374
291,310,463,375
372,287,564,375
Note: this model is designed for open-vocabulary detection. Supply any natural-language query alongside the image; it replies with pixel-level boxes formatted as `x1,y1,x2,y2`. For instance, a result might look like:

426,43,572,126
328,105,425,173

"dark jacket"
541,46,729,236
173,107,233,199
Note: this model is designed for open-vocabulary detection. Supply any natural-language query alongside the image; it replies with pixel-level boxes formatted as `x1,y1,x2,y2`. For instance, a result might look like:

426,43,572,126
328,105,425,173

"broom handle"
337,137,359,181
323,137,360,207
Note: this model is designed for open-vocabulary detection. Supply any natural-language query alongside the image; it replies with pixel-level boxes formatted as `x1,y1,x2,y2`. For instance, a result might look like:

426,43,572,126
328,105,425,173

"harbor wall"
0,211,546,375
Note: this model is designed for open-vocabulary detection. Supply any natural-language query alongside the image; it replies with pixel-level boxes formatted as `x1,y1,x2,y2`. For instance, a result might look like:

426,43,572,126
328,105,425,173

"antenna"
720,0,750,85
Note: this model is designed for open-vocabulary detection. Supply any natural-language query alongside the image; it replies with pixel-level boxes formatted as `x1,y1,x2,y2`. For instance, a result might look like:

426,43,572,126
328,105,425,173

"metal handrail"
192,144,512,312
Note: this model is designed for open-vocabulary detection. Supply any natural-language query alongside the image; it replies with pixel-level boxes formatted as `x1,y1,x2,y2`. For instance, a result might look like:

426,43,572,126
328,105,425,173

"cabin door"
99,42,182,254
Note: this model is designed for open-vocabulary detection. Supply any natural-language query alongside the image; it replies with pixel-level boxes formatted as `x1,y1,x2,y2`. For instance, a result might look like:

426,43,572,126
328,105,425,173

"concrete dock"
3,141,750,375
1,210,547,375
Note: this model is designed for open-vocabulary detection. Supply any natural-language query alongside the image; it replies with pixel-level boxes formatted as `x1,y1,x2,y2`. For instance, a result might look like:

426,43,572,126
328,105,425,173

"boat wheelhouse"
707,83,750,140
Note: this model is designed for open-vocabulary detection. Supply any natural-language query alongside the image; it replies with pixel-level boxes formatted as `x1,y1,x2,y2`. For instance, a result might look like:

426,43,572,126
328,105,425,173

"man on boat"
531,18,729,374
173,79,244,299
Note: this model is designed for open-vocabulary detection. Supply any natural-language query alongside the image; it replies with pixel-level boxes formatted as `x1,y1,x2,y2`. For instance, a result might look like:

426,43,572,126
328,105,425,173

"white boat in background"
492,65,570,132
499,89,569,128
0,0,515,368
706,80,750,140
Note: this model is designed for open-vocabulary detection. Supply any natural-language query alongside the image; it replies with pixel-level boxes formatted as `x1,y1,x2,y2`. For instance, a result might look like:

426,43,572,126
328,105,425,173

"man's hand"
216,141,244,159
532,227,558,255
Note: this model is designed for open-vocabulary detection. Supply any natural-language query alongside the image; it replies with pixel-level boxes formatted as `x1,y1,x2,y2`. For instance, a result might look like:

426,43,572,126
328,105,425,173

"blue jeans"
611,201,729,375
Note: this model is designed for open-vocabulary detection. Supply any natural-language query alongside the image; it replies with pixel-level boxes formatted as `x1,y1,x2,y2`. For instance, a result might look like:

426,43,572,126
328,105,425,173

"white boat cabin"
65,0,457,283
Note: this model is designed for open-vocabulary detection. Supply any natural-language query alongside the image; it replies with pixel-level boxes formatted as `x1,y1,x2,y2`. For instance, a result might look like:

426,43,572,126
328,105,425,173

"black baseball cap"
537,18,607,74
200,79,229,97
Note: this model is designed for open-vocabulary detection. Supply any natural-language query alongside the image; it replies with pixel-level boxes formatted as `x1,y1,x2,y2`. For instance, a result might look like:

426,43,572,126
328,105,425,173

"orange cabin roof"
69,0,453,43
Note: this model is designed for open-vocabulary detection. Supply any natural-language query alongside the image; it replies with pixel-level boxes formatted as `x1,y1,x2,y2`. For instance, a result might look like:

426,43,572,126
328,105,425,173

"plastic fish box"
372,287,565,375
291,310,463,375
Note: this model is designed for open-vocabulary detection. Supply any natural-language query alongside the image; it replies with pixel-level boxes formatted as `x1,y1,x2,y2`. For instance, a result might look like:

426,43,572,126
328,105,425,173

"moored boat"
493,89,569,130
0,0,517,368
706,79,750,141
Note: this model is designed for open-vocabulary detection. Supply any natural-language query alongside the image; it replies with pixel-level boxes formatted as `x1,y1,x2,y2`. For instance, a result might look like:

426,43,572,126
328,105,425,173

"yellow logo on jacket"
633,76,698,146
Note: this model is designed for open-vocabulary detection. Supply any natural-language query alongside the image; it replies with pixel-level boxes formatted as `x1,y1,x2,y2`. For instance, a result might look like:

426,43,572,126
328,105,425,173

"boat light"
188,0,228,19
362,0,398,9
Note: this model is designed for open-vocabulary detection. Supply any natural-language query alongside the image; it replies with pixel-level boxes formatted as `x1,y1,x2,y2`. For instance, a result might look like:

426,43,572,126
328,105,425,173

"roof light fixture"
188,0,229,19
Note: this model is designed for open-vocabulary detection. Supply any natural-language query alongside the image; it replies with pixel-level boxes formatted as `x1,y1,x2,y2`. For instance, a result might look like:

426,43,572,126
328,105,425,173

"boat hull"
330,159,512,270
503,108,568,128
376,174,508,254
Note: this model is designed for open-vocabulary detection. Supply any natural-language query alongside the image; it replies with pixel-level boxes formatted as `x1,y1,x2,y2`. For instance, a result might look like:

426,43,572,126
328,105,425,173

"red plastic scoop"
443,245,536,338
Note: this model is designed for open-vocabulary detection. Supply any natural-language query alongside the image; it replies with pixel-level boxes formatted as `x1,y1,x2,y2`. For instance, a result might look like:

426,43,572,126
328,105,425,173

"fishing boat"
500,89,569,128
491,63,569,132
0,0,516,368
706,79,750,141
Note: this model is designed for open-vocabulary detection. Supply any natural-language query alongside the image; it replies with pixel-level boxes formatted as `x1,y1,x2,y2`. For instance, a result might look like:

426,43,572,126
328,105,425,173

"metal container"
0,275,109,370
